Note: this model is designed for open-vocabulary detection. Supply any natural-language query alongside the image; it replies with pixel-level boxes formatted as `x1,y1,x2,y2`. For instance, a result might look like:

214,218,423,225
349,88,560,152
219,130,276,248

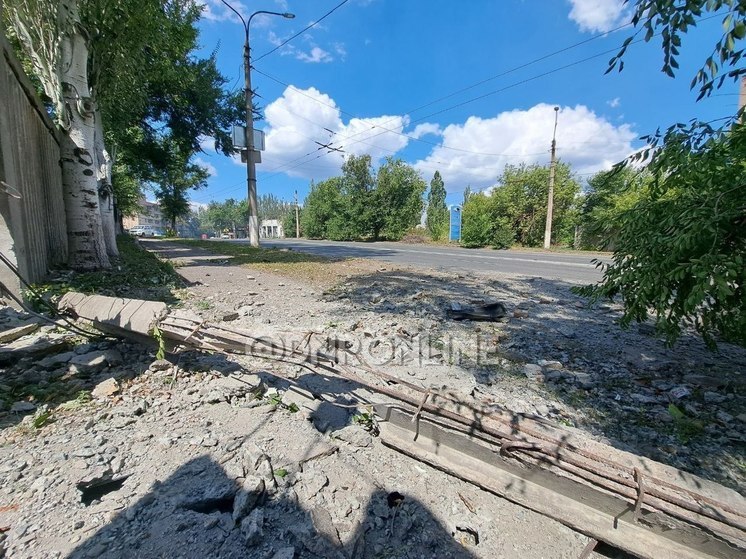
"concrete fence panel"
0,32,68,296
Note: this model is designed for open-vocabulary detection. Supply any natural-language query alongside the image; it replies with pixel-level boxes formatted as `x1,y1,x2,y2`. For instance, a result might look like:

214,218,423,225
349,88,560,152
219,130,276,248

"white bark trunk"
59,0,110,270
94,109,118,257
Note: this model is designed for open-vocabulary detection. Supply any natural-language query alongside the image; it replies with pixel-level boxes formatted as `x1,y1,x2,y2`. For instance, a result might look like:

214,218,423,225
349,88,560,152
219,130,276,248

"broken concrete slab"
0,335,73,365
0,322,39,343
58,292,167,343
91,378,120,399
69,351,109,373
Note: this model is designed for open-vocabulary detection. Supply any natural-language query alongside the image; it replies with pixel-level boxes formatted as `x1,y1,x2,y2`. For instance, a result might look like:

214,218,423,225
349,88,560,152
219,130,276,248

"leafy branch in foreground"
574,123,746,348
608,0,746,100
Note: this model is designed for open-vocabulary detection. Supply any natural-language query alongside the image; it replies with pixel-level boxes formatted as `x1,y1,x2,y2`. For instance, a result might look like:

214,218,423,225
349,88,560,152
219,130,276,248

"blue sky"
187,0,741,208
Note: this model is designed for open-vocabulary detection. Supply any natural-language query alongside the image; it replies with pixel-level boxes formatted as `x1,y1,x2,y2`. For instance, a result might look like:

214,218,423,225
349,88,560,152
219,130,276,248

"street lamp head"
553,106,559,112
283,12,295,18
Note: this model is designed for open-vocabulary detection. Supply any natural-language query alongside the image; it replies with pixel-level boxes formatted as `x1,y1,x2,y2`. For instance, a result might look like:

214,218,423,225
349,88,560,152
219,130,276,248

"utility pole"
543,106,559,250
243,36,259,247
294,190,300,238
220,2,294,247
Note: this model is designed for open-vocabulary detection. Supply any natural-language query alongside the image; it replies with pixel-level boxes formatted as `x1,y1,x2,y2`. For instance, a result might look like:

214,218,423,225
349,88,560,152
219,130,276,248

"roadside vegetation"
31,235,182,304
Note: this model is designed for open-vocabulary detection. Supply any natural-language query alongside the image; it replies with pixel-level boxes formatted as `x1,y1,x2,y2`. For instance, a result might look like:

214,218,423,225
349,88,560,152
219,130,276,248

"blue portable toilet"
449,205,462,242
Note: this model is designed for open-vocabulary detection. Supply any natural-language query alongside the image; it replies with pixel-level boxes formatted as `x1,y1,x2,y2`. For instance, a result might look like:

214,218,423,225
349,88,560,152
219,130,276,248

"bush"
461,194,493,247
491,217,514,249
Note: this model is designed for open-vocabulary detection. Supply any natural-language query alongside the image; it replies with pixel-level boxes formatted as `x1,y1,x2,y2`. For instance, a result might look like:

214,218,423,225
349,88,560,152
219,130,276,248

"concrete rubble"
0,240,745,558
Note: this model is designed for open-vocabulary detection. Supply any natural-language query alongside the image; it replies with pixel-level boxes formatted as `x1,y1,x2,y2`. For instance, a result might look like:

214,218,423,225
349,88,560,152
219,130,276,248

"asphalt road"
251,238,606,283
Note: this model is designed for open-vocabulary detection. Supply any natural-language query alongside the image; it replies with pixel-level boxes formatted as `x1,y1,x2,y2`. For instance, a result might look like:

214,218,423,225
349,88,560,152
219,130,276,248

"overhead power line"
253,0,351,63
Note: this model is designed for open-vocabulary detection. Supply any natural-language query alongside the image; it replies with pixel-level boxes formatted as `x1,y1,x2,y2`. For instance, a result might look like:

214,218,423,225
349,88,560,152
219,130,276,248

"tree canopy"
301,156,425,241
426,171,448,241
577,0,746,347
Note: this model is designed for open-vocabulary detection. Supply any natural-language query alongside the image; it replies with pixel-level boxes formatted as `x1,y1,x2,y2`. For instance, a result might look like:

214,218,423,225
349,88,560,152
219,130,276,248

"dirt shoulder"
150,239,746,492
0,238,742,559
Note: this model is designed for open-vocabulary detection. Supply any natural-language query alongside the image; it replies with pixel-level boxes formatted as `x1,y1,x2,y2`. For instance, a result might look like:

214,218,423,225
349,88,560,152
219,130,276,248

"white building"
260,219,284,239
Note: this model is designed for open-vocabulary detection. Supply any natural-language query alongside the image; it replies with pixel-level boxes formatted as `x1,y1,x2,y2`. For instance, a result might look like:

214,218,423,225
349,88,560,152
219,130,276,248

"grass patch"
176,239,330,265
32,235,183,304
173,239,381,287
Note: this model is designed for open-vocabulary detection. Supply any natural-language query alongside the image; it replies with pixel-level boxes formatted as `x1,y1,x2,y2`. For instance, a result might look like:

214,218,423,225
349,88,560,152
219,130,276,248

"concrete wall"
0,32,68,296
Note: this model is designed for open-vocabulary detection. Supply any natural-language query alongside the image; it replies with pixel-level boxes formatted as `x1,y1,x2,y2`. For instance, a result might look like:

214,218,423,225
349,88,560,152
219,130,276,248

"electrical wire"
0,250,109,340
253,0,351,63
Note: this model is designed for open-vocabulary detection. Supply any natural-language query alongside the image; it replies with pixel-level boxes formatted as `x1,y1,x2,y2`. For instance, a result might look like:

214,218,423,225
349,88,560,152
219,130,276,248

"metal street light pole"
220,3,294,247
543,106,560,250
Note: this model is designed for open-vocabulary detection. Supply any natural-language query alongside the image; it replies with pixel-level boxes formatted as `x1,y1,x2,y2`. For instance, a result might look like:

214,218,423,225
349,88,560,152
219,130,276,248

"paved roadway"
250,238,606,283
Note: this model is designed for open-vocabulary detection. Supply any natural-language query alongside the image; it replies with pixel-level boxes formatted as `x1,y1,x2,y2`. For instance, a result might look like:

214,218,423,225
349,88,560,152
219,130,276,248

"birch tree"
4,0,242,268
5,0,110,269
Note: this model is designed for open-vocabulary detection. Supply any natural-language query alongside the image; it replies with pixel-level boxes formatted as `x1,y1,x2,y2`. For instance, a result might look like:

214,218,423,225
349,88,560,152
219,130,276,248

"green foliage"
491,216,515,249
33,235,182,302
575,1,746,349
59,390,93,411
301,178,345,239
151,141,209,231
152,324,166,360
338,155,376,240
4,0,243,223
461,193,494,248
370,158,426,241
609,1,746,101
579,167,652,250
258,193,294,223
32,406,54,429
460,163,580,248
198,198,246,236
667,404,704,443
426,171,449,241
301,156,426,241
493,163,580,247
575,124,746,347
283,207,300,238
352,410,379,435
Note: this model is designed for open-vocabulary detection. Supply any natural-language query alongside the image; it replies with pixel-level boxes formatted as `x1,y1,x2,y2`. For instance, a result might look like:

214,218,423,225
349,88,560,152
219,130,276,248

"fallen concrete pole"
59,292,746,558
375,404,741,559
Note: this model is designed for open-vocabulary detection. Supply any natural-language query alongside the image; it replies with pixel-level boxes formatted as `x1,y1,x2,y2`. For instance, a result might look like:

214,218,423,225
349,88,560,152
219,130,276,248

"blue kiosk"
449,205,462,242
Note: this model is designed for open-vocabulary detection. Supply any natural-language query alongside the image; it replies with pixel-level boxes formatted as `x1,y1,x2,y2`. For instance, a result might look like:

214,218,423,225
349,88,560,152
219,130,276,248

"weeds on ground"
353,410,380,435
29,235,183,304
667,404,705,443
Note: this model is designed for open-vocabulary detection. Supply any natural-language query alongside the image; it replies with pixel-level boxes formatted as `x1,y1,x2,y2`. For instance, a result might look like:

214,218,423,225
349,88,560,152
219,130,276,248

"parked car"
128,225,164,237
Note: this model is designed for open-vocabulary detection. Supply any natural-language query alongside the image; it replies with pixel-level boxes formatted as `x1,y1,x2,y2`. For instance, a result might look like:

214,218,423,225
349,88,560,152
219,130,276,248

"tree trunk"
59,0,110,270
94,109,118,257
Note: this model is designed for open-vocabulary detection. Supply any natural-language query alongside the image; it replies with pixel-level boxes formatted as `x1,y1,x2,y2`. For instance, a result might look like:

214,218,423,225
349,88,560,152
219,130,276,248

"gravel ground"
0,238,743,559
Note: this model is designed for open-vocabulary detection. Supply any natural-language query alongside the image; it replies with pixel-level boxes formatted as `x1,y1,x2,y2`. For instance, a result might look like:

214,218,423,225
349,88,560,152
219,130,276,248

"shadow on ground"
322,268,746,492
67,455,478,559
144,239,402,270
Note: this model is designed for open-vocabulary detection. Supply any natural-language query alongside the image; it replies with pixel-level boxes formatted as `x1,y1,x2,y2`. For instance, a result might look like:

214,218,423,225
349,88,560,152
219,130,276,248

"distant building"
260,219,284,239
122,199,166,231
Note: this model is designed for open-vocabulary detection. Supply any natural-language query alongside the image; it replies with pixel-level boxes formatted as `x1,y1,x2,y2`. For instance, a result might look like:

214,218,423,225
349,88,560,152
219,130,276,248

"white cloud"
296,46,333,63
194,157,218,177
267,32,337,63
567,0,629,33
260,86,409,179
333,42,347,60
607,97,621,108
413,103,638,192
199,135,217,152
411,123,442,139
198,0,247,22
